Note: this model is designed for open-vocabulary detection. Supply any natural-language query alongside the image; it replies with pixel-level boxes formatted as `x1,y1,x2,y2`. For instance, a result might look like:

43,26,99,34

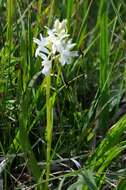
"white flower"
53,19,67,35
33,19,78,76
47,29,60,54
59,39,78,65
33,34,49,57
59,49,78,65
41,56,52,75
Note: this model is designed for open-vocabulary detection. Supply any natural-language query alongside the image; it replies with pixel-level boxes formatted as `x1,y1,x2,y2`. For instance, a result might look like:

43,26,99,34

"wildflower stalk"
33,19,78,188
46,73,53,189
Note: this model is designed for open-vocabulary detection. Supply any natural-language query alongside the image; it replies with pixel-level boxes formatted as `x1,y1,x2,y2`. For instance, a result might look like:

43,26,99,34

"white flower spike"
33,19,78,75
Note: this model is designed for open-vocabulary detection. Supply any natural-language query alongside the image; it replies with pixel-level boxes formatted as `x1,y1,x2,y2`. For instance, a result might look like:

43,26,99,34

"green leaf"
67,169,97,190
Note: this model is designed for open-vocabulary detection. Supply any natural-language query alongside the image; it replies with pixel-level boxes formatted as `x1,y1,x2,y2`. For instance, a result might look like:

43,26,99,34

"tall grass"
98,0,110,132
1,0,126,189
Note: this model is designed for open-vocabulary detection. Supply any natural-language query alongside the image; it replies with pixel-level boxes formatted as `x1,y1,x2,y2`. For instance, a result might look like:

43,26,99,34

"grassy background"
1,0,126,189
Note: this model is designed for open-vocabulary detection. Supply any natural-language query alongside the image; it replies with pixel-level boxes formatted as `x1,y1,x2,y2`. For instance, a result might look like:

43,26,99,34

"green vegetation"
1,0,126,189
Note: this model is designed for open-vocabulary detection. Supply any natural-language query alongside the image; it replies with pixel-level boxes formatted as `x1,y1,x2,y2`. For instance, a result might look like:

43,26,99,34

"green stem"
46,74,53,189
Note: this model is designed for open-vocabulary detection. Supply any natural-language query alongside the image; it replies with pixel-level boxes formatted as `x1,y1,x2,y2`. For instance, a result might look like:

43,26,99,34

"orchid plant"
33,19,78,189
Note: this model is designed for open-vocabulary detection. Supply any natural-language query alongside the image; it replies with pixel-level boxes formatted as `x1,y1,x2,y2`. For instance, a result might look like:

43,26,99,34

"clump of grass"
1,0,126,189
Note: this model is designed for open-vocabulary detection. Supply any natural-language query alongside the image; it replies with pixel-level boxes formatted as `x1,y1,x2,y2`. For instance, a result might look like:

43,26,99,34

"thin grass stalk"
33,0,43,37
76,0,93,48
66,0,74,32
19,91,43,189
46,74,53,189
6,0,14,102
28,8,33,78
6,0,13,45
37,0,43,22
3,1,14,188
47,0,55,27
19,120,41,181
6,0,14,92
111,0,126,32
99,0,109,132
